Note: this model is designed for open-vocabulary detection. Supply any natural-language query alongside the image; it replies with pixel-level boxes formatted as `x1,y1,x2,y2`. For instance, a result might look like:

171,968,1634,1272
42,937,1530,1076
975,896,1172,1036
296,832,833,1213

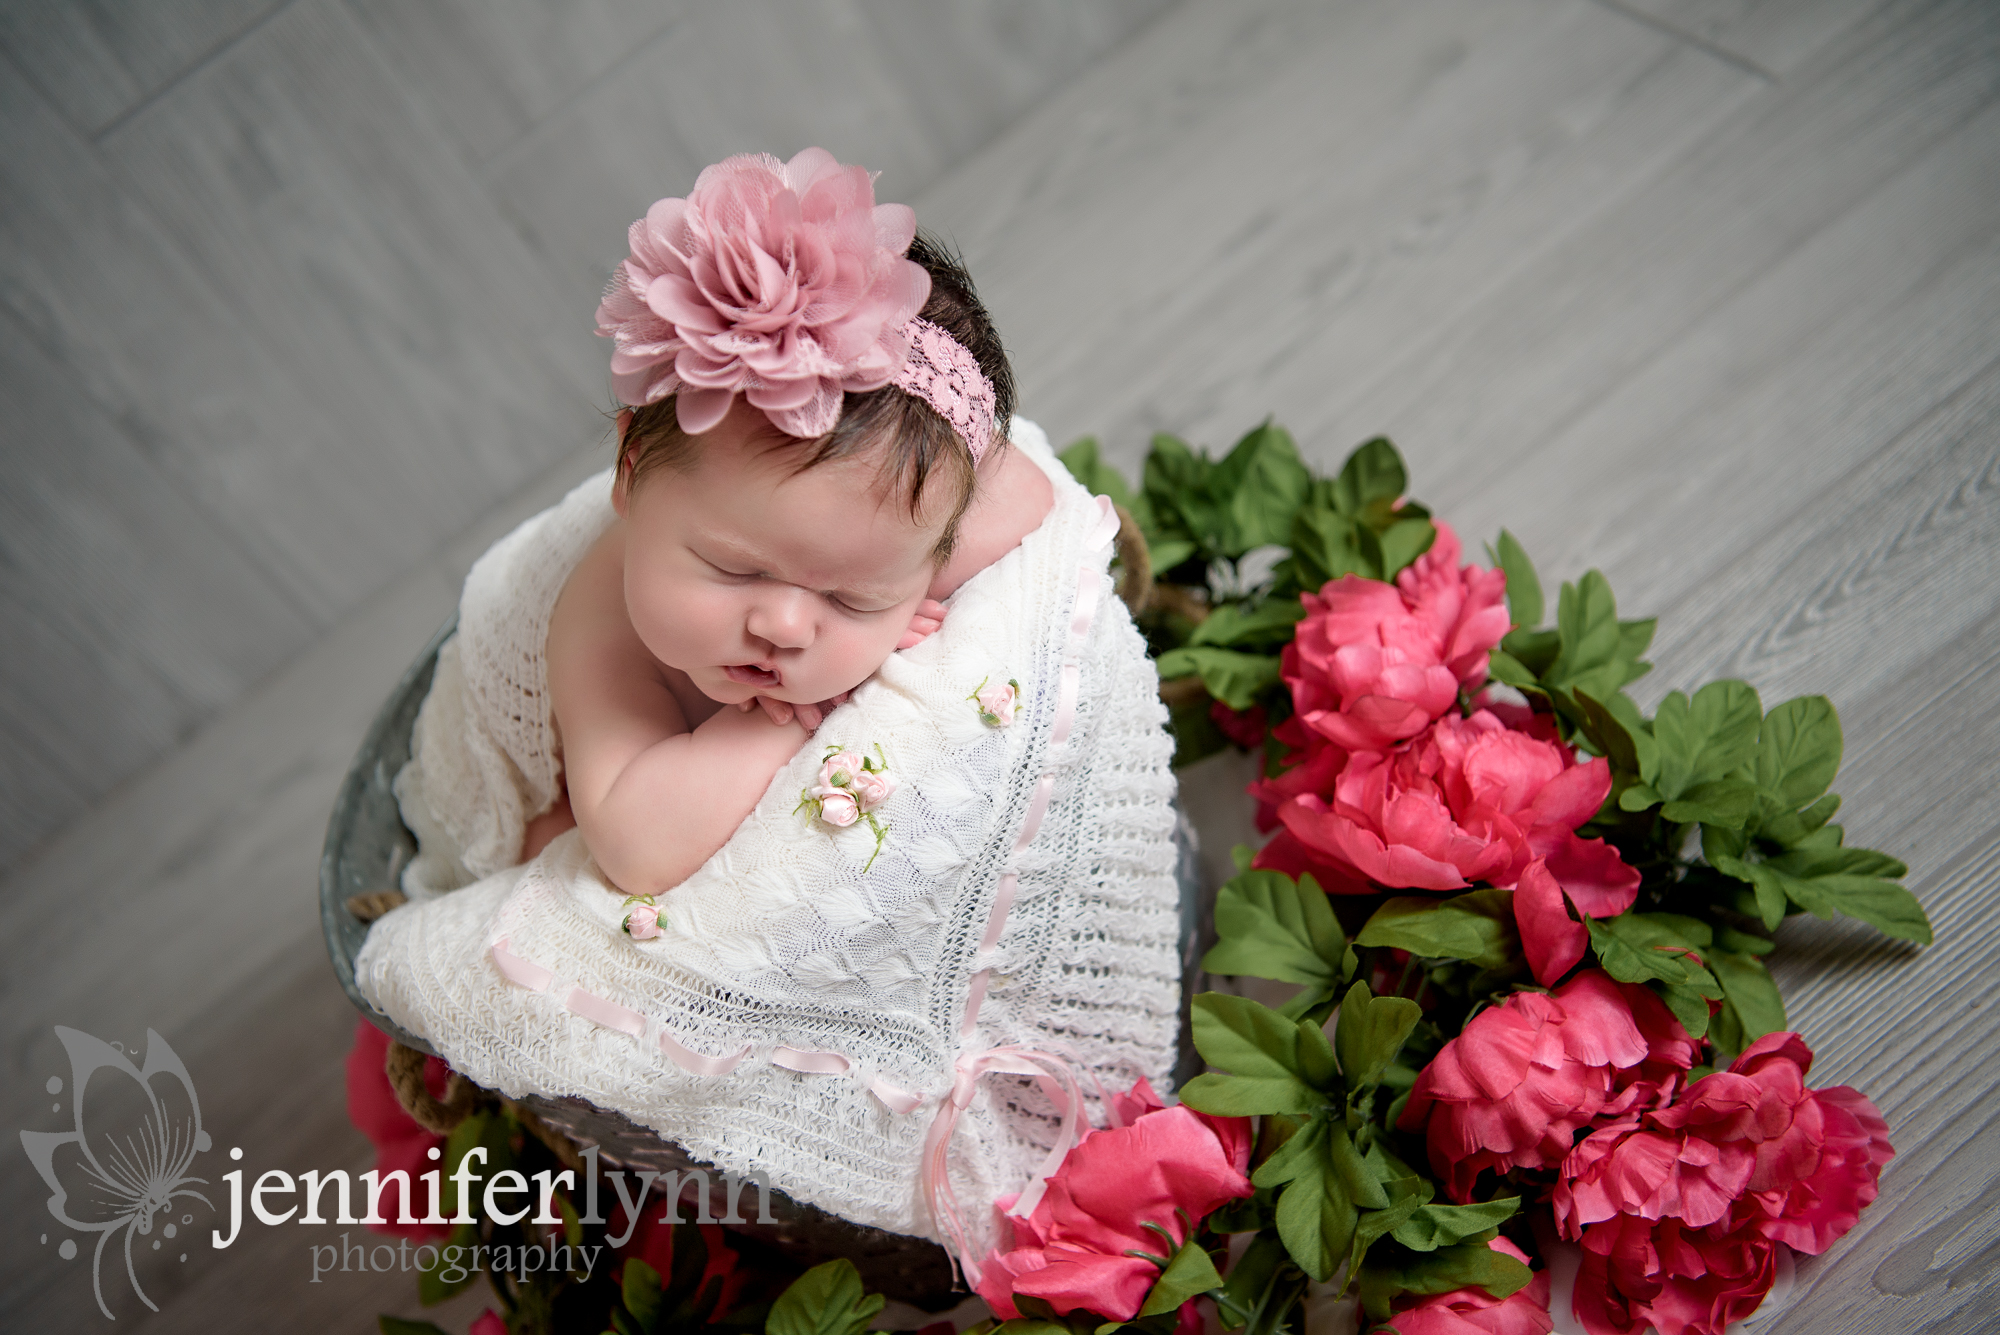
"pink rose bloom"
1380,1236,1553,1335
819,750,868,790
470,1312,507,1335
623,903,662,941
812,786,859,828
976,1081,1252,1321
850,768,896,812
976,680,1020,726
1555,1033,1892,1253
1569,1213,1776,1335
1399,971,1696,1201
595,148,931,435
1280,524,1509,753
1257,711,1638,920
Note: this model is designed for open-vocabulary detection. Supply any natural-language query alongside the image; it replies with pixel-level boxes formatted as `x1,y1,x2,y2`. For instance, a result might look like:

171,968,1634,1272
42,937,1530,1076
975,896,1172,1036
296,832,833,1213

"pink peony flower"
976,1080,1252,1321
819,749,868,789
470,1312,507,1335
850,768,896,812
812,786,859,827
1279,524,1509,753
595,148,931,436
976,679,1021,727
1569,1213,1776,1335
1399,971,1697,1201
1379,1237,1553,1335
1255,709,1638,917
1554,1033,1892,1253
623,903,662,941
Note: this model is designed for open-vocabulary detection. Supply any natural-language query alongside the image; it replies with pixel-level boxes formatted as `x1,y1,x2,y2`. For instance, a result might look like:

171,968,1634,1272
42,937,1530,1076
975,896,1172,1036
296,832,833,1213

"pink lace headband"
596,148,998,463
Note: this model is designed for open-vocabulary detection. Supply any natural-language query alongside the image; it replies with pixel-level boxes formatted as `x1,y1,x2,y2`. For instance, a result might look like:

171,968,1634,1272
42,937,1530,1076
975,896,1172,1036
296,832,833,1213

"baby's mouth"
724,663,781,689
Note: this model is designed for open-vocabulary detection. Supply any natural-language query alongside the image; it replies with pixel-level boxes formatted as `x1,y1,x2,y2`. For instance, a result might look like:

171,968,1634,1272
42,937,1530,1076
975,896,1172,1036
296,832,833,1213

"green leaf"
1137,1241,1226,1318
1354,891,1520,972
623,1257,666,1331
1753,696,1843,810
1550,572,1623,691
1290,504,1375,587
1058,437,1138,514
1662,778,1758,828
1215,421,1313,555
1587,913,1715,988
1392,1197,1520,1252
1660,981,1716,1039
1330,437,1409,518
379,1320,452,1335
1154,646,1282,711
1357,1240,1532,1322
1492,530,1543,629
1204,869,1355,992
1574,689,1657,784
1709,950,1787,1060
1485,649,1539,692
766,1259,886,1335
1756,844,1931,943
1334,980,1422,1092
1188,598,1308,650
1653,681,1763,803
1377,518,1437,579
1184,993,1333,1115
1348,1177,1432,1278
1257,1116,1357,1283
1148,538,1198,575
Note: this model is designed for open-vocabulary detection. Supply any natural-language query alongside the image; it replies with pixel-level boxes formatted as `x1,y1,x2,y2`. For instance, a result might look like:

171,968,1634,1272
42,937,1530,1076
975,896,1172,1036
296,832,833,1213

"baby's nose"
746,586,815,649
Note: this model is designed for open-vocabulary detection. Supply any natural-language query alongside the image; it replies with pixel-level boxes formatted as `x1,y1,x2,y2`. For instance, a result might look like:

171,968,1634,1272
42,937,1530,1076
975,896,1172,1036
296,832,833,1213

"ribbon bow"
920,1044,1088,1285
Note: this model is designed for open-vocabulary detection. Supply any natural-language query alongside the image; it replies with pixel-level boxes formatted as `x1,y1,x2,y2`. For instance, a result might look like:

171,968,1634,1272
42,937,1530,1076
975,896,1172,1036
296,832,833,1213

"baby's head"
597,151,1014,709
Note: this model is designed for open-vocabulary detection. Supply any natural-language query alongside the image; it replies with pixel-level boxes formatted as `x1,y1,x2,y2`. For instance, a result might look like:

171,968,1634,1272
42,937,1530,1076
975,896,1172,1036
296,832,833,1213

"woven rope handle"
1112,503,1151,613
385,1040,481,1135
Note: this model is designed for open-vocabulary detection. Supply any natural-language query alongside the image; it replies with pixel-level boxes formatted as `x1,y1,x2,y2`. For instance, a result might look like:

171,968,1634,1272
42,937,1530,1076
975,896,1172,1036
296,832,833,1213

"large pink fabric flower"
596,148,930,436
1380,1237,1553,1335
1280,524,1509,753
1256,709,1637,920
1399,972,1696,1201
976,1080,1252,1321
1554,1033,1892,1251
1569,1213,1776,1335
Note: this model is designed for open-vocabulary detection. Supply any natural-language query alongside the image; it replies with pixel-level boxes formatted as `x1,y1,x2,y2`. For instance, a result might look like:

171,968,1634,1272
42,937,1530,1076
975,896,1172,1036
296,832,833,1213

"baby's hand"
741,691,853,732
896,598,949,651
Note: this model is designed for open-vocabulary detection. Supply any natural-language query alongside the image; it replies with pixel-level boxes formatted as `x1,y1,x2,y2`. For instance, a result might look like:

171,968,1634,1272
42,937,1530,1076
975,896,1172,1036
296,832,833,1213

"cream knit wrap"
355,420,1181,1247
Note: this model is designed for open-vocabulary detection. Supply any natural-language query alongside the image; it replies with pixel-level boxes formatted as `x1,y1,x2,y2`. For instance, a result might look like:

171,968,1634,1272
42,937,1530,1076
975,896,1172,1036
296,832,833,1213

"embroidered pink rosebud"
818,750,867,790
621,898,663,940
851,768,896,812
813,786,860,828
971,677,1021,727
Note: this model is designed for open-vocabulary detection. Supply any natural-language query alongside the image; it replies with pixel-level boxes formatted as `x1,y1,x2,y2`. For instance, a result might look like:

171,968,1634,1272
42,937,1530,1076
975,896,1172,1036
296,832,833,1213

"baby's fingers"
755,696,795,726
897,599,950,650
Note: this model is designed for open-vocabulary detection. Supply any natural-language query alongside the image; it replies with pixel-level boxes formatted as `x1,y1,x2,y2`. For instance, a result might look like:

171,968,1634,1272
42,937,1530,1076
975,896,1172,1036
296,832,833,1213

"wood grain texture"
0,0,280,134
1601,0,1887,78
913,0,1764,479
488,0,1175,295
341,0,690,165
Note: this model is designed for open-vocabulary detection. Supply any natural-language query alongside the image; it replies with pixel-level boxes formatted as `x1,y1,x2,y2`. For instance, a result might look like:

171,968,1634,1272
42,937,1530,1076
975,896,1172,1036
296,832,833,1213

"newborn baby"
540,389,1051,897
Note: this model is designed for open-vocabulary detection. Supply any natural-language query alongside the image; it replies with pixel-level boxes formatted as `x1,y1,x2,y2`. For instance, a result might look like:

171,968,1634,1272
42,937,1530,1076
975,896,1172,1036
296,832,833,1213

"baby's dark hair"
618,233,1014,563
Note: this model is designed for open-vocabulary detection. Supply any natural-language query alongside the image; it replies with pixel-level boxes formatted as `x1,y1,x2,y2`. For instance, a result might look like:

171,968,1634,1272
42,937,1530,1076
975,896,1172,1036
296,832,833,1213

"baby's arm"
547,529,809,897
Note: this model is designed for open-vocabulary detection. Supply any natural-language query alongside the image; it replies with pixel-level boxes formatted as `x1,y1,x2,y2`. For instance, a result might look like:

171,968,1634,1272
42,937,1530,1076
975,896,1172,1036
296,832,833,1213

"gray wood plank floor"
3,0,1996,1329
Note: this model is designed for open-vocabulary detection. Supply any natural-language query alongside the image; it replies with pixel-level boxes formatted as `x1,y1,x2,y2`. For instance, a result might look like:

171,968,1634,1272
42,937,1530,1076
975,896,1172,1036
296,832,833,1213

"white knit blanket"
355,420,1182,1248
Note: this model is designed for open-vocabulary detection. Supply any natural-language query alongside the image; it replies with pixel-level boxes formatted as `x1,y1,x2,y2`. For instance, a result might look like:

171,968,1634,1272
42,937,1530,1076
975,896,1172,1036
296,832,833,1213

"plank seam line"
91,0,302,144
1589,0,1779,84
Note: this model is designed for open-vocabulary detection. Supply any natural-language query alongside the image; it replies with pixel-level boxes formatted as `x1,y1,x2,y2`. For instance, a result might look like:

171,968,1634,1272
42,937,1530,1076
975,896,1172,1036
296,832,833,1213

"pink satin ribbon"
491,936,748,1076
921,1044,1088,1285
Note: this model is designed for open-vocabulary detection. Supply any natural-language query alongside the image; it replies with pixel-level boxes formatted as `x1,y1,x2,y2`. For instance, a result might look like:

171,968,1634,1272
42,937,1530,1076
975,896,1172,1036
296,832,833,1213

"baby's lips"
724,662,782,688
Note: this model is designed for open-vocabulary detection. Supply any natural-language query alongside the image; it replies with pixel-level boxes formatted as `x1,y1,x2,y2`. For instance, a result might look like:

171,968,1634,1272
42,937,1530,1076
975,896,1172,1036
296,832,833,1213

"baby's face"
614,410,943,709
